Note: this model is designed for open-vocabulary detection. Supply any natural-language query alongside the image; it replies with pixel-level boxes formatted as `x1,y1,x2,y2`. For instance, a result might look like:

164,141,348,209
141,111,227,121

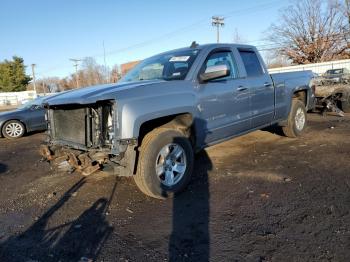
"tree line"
27,57,122,93
0,56,121,93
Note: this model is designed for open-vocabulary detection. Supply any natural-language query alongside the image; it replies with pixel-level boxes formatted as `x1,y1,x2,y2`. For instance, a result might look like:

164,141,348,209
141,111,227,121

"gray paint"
44,43,314,150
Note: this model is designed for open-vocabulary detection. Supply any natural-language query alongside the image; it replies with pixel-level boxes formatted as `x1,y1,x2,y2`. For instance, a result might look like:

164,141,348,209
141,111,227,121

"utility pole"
42,81,46,95
103,41,109,83
212,16,225,43
31,64,37,93
69,58,81,88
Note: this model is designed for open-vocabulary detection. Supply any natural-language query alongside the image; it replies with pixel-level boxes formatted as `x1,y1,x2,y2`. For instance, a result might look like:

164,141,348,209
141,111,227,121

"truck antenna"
190,41,198,48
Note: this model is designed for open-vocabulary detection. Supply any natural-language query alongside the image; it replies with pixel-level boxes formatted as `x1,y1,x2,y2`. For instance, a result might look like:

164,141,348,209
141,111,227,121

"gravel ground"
0,113,349,262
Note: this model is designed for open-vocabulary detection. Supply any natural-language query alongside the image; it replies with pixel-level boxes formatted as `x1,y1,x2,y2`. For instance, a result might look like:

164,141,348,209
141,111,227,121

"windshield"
18,97,45,110
120,49,200,82
326,69,343,75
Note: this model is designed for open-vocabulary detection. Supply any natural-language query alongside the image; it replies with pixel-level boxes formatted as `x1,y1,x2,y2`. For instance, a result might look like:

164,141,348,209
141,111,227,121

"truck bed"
270,71,313,87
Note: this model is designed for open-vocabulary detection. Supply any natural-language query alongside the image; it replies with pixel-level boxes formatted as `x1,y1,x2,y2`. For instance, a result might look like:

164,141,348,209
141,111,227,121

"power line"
223,0,284,19
37,26,349,79
36,1,286,77
256,30,350,51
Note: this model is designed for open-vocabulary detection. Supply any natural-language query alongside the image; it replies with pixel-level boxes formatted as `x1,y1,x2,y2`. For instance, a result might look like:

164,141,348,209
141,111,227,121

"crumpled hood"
44,80,165,106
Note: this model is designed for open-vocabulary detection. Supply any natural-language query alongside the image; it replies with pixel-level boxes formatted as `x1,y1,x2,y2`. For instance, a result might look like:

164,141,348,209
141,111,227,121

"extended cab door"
237,48,274,128
196,48,251,146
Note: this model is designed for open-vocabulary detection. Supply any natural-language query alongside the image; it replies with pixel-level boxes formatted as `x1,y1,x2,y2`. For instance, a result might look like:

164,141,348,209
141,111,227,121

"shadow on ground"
0,163,7,174
168,149,212,261
0,177,117,262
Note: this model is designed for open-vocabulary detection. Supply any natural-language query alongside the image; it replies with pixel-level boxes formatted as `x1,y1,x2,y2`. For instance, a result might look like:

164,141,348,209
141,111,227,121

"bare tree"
58,77,75,90
264,51,291,68
78,57,107,87
27,60,121,92
268,0,349,64
57,57,111,90
340,0,350,26
27,77,62,93
110,65,121,83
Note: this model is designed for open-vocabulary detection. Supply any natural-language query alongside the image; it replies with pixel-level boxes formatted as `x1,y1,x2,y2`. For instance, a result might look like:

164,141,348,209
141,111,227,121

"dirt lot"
0,113,349,262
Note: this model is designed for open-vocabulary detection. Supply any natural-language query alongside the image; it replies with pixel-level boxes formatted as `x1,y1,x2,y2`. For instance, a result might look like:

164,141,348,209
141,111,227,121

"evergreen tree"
0,56,31,92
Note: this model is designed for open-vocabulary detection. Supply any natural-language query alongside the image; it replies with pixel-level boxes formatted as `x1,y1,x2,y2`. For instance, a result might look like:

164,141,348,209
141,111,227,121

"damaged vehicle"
0,97,47,139
313,83,350,117
322,68,350,85
41,43,314,199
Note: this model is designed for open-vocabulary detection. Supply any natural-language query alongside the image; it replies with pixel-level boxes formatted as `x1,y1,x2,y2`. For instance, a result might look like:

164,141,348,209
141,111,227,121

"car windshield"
326,69,343,75
18,97,44,110
120,49,200,82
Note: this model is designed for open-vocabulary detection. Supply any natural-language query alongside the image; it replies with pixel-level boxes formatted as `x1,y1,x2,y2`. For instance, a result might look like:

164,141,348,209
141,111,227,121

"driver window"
204,51,238,80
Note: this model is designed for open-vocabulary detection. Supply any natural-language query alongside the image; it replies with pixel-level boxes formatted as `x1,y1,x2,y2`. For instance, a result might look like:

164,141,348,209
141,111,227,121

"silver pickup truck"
41,43,314,198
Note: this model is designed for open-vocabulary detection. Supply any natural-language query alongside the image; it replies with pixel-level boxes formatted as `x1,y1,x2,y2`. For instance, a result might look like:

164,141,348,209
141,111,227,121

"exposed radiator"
52,108,87,145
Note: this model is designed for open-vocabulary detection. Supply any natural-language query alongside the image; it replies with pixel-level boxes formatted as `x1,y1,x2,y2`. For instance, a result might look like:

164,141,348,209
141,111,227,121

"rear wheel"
2,120,25,139
134,128,194,199
282,100,307,138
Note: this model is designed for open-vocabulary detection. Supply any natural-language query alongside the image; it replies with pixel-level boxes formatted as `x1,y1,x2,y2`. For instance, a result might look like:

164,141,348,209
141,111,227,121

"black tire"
282,100,307,138
341,94,350,113
134,128,194,199
1,120,25,139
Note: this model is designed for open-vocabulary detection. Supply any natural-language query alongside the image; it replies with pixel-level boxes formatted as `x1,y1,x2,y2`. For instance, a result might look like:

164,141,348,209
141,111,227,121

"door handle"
237,86,248,91
264,82,272,87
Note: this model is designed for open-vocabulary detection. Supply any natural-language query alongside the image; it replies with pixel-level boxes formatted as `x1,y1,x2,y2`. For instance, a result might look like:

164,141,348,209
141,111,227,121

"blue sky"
0,0,289,78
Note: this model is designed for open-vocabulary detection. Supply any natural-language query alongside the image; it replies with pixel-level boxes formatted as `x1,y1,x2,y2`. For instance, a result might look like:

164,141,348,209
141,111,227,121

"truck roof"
155,43,257,57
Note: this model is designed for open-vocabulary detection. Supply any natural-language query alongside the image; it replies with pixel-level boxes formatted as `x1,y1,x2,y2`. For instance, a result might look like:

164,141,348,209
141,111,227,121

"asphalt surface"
0,113,349,262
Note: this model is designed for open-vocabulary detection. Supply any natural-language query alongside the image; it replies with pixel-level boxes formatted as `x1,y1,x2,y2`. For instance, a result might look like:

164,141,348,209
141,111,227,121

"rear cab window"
238,49,264,77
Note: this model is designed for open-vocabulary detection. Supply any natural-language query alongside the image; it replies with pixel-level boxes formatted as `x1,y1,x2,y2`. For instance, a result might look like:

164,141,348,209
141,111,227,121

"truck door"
237,49,274,128
196,49,251,146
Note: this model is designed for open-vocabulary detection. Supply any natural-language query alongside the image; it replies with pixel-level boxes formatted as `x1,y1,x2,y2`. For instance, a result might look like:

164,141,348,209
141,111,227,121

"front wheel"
2,120,25,139
282,99,307,138
134,128,194,199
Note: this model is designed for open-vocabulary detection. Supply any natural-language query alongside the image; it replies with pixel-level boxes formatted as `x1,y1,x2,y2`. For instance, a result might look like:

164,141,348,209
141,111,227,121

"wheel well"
293,90,307,105
138,113,194,146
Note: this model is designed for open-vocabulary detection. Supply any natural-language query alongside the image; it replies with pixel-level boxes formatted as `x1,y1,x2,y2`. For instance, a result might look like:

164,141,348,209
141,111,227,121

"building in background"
121,60,140,76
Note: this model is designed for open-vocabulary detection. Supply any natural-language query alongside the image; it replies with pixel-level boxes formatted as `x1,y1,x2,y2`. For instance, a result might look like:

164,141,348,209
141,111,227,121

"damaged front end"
317,93,345,117
40,100,136,176
313,82,350,117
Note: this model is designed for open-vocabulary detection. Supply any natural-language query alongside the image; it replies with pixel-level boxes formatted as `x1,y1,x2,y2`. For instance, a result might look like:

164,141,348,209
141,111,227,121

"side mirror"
200,64,230,82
